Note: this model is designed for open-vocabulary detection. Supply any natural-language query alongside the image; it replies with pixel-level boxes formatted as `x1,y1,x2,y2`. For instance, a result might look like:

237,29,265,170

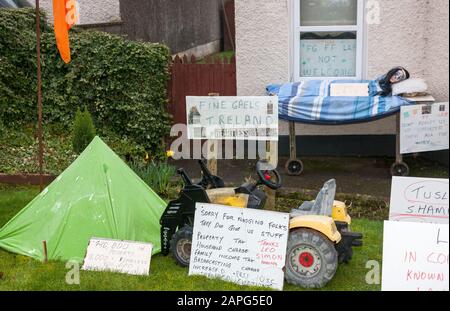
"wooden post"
35,0,44,192
265,140,278,210
42,240,48,263
207,93,220,175
206,139,218,176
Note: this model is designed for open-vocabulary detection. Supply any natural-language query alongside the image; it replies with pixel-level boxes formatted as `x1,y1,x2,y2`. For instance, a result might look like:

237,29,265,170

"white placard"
382,221,449,291
82,238,153,276
400,103,449,154
189,203,289,291
390,177,449,224
330,83,369,97
300,39,357,77
186,96,279,141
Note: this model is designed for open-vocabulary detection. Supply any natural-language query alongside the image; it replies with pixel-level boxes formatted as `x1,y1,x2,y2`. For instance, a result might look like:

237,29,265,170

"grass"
0,184,382,291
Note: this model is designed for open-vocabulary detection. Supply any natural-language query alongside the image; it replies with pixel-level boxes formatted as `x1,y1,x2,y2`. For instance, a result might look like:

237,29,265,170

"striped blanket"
266,80,413,125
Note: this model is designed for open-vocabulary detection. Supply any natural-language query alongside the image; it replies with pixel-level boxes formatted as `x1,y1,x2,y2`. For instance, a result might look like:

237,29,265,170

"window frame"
292,0,365,81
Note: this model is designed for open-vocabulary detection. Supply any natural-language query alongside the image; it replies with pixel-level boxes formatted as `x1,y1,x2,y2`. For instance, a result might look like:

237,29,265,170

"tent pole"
35,0,44,192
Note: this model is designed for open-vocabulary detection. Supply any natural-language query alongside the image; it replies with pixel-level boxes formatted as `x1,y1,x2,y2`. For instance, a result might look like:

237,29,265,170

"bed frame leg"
391,113,410,176
285,121,304,176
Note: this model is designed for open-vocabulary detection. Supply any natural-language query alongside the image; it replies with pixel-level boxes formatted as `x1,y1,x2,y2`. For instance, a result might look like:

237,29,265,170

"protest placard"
382,221,449,291
186,96,278,141
189,203,289,290
389,177,449,224
330,83,369,97
82,238,153,276
400,103,449,154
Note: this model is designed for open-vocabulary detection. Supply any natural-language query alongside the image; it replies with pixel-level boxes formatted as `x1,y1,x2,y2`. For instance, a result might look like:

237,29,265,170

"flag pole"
35,0,44,192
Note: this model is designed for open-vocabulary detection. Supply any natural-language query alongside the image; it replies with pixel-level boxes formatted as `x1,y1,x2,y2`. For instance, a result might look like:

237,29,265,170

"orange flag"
52,0,78,63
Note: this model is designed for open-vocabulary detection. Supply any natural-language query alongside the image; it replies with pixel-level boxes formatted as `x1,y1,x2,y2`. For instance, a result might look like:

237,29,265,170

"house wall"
119,0,223,55
424,0,449,102
235,0,449,136
36,0,121,25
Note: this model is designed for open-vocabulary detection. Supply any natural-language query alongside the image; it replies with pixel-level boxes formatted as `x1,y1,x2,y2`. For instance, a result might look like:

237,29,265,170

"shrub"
0,125,149,175
129,161,178,196
0,8,172,157
72,107,96,154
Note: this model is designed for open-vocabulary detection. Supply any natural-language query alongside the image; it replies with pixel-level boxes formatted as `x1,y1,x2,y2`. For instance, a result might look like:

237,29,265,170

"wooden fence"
168,54,237,124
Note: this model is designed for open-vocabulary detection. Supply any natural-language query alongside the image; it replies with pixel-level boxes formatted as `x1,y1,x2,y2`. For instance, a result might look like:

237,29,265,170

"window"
293,0,364,80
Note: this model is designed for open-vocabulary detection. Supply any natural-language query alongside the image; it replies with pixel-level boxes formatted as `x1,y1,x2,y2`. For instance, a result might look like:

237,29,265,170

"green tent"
0,137,167,262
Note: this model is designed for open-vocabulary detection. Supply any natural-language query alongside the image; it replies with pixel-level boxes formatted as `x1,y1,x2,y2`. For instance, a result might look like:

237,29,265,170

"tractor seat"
206,188,249,208
290,179,336,218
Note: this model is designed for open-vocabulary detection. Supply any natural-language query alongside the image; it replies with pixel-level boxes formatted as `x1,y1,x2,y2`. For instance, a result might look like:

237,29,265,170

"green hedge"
0,8,171,156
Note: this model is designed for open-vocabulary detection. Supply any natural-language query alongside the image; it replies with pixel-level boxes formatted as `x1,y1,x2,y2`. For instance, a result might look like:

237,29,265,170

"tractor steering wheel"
256,160,282,190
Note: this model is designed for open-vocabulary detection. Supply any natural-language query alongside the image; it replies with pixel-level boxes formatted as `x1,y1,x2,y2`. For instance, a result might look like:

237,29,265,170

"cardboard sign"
382,221,449,291
186,96,279,141
82,238,153,276
189,203,289,290
400,103,449,154
330,83,369,97
300,39,357,77
389,177,449,224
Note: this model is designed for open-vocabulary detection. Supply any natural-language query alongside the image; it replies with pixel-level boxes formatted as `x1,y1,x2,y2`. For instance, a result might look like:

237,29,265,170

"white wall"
235,0,449,136
35,0,121,25
235,0,291,97
424,0,449,102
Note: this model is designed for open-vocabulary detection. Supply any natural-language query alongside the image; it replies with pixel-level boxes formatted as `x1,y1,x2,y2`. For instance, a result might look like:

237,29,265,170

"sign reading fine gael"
186,96,279,141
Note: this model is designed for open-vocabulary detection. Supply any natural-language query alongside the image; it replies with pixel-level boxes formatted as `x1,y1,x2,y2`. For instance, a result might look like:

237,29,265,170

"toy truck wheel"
285,229,338,289
170,225,193,267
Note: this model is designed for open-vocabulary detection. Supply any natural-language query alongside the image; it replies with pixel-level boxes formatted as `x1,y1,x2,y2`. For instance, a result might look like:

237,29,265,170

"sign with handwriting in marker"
382,221,449,291
389,177,449,224
330,83,369,97
400,103,449,154
300,39,357,77
189,203,289,290
82,238,153,276
186,96,279,141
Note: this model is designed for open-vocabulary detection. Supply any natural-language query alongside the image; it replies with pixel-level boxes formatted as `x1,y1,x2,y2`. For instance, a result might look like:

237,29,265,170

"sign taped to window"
300,39,357,78
186,96,279,141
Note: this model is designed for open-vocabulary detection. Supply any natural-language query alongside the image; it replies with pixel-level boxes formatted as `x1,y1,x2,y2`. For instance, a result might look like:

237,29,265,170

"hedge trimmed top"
0,8,172,155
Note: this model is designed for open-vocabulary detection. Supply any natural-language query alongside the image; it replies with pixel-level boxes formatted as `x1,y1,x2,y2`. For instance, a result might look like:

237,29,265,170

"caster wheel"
285,159,304,176
390,162,410,177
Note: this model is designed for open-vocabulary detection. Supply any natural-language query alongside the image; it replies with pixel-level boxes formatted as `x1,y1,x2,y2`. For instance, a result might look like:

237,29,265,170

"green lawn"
0,184,382,291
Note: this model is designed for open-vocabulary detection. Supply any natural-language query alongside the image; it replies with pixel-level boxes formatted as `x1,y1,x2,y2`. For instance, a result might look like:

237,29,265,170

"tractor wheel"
285,229,338,289
170,225,193,267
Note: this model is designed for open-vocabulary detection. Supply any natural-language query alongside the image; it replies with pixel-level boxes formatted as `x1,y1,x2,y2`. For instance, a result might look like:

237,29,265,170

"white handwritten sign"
189,203,289,290
400,103,449,154
382,221,449,291
186,96,279,141
300,39,357,77
390,177,449,224
82,238,153,276
330,83,369,97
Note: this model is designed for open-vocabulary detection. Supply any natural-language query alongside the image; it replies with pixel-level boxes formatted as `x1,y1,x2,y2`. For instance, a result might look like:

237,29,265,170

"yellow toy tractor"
160,160,362,288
